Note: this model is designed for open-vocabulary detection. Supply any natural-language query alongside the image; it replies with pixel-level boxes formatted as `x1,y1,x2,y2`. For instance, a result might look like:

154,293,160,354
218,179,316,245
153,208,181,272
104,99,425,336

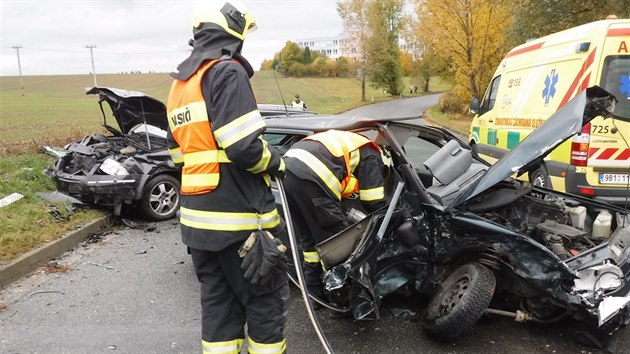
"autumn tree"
414,0,515,108
278,41,303,74
366,0,405,96
259,59,274,71
399,51,414,76
509,0,630,47
338,0,371,101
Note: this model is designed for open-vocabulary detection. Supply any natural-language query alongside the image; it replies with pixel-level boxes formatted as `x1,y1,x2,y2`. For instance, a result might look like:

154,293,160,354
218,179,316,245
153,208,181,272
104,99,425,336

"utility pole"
85,44,98,86
12,45,25,96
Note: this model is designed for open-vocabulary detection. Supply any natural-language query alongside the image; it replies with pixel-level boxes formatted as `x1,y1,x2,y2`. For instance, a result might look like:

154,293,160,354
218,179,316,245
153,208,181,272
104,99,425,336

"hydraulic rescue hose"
275,177,335,354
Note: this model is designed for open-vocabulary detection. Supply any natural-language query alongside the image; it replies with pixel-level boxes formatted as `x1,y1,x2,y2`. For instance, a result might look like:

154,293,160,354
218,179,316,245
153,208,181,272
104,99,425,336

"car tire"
422,262,496,343
140,174,180,221
530,165,551,188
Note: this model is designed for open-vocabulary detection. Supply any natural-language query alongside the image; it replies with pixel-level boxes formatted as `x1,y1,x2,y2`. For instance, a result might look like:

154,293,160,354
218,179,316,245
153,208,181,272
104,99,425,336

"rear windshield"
600,56,629,120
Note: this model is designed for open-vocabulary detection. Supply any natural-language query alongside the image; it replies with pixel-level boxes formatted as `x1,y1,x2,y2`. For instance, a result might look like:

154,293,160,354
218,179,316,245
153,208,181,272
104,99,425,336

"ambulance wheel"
530,165,551,188
422,262,495,343
470,142,478,155
140,174,180,221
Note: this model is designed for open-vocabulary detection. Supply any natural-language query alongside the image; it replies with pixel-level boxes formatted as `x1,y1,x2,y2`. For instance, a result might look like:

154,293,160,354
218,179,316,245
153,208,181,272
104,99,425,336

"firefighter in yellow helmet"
166,1,288,353
283,130,387,306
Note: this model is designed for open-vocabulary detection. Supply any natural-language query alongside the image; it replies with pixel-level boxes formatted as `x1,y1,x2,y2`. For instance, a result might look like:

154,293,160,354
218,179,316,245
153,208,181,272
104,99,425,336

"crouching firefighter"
283,130,388,304
166,1,289,353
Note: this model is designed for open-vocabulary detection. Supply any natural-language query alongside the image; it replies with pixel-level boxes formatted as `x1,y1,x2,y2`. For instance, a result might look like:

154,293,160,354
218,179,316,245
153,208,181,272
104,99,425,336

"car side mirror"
470,97,480,114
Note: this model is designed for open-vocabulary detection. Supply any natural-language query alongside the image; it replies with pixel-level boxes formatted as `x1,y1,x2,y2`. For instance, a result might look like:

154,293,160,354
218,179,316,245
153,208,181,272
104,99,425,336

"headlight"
99,158,129,176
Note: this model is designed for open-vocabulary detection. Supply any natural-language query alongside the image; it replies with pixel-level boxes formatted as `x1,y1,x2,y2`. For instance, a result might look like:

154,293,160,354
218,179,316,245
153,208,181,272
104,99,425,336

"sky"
0,0,344,76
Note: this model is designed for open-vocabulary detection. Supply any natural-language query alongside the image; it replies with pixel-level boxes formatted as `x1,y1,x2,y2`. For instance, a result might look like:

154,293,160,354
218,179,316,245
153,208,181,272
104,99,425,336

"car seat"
424,140,486,206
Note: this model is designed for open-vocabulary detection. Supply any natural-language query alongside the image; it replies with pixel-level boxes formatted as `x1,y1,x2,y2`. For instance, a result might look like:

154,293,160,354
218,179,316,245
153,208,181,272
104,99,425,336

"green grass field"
0,71,451,153
0,71,453,264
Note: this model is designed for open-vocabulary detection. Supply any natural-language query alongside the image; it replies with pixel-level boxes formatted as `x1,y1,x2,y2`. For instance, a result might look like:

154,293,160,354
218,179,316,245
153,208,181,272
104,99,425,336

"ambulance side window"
600,56,629,120
479,76,501,115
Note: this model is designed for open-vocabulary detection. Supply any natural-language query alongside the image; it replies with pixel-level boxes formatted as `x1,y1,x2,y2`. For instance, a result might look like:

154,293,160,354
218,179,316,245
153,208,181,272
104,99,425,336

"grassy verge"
0,154,105,264
425,105,473,138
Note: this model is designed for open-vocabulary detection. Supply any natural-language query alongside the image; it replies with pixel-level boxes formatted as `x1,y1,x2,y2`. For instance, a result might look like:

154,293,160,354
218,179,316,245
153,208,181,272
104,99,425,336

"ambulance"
469,17,630,206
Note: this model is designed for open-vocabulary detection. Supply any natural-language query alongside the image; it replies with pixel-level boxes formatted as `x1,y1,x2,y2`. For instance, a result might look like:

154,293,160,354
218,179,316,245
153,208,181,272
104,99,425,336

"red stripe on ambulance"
597,148,618,160
505,42,544,58
615,149,630,161
607,28,630,37
589,148,630,160
558,48,597,109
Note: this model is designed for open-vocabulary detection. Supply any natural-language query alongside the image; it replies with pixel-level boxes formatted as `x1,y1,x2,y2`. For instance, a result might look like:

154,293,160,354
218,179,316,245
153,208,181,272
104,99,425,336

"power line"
12,45,25,96
85,44,98,87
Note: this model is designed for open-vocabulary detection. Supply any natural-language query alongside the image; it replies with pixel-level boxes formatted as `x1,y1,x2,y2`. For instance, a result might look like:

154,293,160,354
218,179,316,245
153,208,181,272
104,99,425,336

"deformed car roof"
86,87,168,134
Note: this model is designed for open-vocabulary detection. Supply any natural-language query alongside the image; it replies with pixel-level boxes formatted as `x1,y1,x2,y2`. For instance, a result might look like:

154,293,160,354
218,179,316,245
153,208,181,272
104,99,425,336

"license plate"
599,173,630,184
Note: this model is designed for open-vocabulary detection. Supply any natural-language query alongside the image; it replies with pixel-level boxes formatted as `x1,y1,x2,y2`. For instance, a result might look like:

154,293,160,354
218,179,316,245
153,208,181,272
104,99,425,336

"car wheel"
530,165,551,188
140,174,180,221
422,262,496,343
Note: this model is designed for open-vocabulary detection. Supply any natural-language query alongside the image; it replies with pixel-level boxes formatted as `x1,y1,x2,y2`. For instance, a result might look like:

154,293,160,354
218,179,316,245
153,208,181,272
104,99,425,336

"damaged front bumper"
567,225,630,328
52,171,147,206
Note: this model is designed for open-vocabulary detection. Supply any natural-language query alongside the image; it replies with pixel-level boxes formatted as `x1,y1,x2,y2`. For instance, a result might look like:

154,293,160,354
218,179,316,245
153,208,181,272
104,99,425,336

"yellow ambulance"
469,17,630,206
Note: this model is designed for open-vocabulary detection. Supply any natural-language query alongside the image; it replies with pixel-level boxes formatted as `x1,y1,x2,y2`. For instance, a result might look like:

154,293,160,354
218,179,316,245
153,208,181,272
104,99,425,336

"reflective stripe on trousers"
303,251,321,264
202,339,243,354
247,337,286,354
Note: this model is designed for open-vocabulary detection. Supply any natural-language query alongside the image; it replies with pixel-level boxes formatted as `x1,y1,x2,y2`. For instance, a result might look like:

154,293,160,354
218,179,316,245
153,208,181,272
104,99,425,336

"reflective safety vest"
167,59,229,195
288,130,379,199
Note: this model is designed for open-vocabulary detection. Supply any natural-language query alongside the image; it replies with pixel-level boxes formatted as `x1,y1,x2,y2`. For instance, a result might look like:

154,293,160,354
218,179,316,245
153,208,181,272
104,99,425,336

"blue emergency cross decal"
543,69,559,105
621,72,630,99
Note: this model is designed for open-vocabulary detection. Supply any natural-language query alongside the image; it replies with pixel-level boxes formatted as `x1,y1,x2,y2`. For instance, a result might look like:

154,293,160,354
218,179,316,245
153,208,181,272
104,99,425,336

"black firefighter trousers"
190,242,289,353
284,171,348,300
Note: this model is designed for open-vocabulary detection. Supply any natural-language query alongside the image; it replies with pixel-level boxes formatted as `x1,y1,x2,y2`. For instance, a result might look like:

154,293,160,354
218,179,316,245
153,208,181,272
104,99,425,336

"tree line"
260,0,629,114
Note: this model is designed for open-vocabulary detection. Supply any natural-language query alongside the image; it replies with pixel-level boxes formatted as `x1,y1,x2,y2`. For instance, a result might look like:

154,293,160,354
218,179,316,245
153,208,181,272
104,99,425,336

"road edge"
0,215,111,289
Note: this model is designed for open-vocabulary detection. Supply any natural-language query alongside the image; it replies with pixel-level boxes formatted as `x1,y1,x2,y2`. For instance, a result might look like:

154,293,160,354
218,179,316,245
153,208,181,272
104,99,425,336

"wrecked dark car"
43,87,180,220
264,86,630,342
42,87,318,221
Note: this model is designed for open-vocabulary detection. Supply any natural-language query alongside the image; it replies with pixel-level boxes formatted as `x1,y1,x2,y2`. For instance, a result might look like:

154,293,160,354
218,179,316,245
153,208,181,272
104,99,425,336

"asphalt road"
1,219,627,354
1,96,628,353
341,93,441,123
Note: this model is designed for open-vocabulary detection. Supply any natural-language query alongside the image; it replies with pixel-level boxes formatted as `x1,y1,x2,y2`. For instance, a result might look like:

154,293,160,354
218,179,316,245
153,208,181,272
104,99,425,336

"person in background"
291,94,307,109
166,1,288,353
282,129,387,305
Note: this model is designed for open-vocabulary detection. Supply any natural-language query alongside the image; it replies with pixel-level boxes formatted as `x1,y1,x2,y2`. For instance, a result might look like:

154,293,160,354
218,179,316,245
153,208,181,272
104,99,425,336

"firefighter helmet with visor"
192,0,257,41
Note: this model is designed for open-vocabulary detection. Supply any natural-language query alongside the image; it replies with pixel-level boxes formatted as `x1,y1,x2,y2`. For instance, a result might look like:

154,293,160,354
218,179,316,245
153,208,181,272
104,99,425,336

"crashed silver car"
43,87,181,220
266,86,630,343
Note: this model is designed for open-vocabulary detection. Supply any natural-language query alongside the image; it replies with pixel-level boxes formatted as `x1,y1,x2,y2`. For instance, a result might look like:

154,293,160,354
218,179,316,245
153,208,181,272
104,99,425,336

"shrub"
439,91,467,114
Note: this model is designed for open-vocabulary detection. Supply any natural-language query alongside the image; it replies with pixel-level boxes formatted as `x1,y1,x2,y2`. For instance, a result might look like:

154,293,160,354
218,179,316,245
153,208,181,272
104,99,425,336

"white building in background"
295,33,416,61
295,33,356,60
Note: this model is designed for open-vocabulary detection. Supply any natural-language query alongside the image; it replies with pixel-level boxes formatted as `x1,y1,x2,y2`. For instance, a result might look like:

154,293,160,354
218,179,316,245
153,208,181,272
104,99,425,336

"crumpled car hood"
85,87,168,134
453,86,619,207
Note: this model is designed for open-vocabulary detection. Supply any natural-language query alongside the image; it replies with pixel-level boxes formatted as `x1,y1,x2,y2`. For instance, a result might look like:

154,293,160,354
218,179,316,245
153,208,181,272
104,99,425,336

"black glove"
240,231,288,287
